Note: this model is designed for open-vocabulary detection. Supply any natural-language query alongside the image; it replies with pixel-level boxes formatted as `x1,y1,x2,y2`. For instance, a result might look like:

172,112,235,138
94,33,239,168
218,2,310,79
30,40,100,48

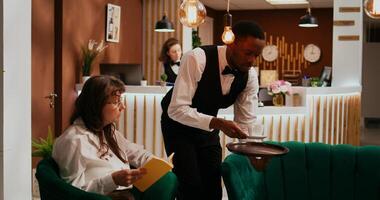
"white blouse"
52,119,153,195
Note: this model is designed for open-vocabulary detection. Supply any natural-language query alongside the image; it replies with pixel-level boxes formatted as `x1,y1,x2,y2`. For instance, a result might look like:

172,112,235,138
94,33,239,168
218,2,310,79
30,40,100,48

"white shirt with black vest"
168,45,259,134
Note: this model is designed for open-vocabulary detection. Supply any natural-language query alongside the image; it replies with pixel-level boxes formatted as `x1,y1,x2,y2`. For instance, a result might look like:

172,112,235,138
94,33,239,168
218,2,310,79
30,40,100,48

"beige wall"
32,0,143,134
362,43,380,118
32,0,55,167
60,0,143,131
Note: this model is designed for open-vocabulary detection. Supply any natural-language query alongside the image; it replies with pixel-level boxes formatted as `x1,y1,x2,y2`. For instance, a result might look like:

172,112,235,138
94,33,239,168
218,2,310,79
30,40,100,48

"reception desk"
76,85,361,158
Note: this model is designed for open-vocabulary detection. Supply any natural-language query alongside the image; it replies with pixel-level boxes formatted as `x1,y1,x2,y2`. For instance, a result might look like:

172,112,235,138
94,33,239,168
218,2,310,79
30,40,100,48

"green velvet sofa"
222,141,380,200
35,157,178,200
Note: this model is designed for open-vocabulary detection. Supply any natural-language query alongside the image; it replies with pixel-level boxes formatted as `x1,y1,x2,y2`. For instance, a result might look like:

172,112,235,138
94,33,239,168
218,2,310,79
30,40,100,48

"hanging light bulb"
364,0,380,19
221,0,235,44
179,0,207,28
222,14,235,44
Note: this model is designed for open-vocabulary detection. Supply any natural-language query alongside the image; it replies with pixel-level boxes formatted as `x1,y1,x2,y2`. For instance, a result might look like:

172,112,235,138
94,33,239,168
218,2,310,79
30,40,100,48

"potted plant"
140,76,147,86
32,126,55,158
310,77,322,87
81,39,108,83
32,126,55,199
192,28,202,49
160,73,168,86
267,80,292,106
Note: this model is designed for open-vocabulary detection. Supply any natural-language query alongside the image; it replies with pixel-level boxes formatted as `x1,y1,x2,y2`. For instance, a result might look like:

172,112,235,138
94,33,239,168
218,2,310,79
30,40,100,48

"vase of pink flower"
267,80,292,106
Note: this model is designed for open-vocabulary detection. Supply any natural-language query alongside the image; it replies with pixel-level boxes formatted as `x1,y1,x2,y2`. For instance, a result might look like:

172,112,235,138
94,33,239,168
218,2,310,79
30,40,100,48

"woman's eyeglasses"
107,96,124,108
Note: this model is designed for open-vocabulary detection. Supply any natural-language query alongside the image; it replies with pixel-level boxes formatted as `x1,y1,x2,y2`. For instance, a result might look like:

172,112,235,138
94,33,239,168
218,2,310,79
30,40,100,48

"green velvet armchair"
35,157,178,200
222,141,380,200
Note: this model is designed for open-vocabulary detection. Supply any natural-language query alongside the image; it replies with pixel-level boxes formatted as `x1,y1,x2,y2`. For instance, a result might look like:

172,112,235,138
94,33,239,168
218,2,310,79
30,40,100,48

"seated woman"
158,38,182,84
53,75,153,200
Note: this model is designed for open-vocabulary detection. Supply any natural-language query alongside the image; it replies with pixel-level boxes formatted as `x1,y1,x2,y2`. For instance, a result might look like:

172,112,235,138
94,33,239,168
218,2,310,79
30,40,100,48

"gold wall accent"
338,97,343,144
301,116,306,142
143,96,147,148
306,94,361,146
153,96,157,155
257,33,311,79
269,116,274,140
338,35,360,41
143,0,183,85
334,20,355,26
118,93,361,160
278,117,282,142
133,96,137,143
328,97,333,144
339,7,361,12
286,116,290,141
309,97,314,142
162,141,165,158
315,97,321,142
294,116,299,141
333,96,338,144
323,96,328,143
354,96,361,144
124,96,128,139
343,96,349,143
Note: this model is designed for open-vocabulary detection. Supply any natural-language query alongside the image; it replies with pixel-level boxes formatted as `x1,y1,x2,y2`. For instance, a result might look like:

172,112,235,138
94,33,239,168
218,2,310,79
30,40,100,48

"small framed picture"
106,3,121,43
320,66,332,86
320,66,332,81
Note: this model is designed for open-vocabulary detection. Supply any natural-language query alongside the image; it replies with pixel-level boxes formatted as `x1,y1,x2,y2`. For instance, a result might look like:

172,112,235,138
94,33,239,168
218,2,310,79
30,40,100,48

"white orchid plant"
267,80,292,96
81,39,108,76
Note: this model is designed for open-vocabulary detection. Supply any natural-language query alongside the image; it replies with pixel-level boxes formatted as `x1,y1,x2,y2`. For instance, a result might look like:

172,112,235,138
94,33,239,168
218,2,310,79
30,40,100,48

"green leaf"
31,126,55,158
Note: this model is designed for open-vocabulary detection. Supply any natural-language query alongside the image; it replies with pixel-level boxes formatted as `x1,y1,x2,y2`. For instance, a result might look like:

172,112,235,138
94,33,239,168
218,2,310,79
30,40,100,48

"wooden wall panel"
143,0,183,85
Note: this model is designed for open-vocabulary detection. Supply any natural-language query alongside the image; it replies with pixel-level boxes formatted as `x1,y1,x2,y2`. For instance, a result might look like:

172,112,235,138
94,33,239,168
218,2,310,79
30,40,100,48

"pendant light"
298,2,318,28
155,1,175,32
364,0,380,19
179,0,207,28
221,0,235,44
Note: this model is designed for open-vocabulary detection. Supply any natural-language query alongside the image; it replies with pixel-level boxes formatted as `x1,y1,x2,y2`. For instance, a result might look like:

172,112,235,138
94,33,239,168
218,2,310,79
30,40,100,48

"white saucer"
246,135,267,140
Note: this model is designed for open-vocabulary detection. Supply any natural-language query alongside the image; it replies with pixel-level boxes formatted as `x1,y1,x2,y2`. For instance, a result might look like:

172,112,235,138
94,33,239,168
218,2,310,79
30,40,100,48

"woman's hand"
111,168,147,187
209,117,248,139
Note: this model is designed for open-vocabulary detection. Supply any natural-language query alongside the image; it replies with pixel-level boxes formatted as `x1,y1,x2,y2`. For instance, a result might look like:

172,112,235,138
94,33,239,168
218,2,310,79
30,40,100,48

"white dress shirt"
167,45,259,133
52,119,153,195
171,63,180,75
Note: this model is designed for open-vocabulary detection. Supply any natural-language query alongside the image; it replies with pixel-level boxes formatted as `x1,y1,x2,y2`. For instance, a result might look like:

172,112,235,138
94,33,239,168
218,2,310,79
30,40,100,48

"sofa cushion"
222,142,380,200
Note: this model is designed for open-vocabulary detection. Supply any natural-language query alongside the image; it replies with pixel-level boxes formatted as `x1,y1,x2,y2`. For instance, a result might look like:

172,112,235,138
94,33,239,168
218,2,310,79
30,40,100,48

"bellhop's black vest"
161,45,249,146
163,63,178,83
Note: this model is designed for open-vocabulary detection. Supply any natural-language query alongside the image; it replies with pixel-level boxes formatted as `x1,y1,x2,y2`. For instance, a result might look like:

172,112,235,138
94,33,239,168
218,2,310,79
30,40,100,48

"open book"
133,153,174,192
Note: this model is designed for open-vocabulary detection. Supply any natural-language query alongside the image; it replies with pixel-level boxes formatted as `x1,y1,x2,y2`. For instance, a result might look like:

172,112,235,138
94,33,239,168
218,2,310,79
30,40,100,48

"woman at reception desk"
76,83,361,159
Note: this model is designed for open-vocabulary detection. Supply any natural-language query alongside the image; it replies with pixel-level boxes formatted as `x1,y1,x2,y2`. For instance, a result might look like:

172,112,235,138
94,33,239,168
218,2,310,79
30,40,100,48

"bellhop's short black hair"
232,21,265,40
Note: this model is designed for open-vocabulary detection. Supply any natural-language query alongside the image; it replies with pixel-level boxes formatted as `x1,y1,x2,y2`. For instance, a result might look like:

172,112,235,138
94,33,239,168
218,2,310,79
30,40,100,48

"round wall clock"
303,44,321,63
262,45,279,62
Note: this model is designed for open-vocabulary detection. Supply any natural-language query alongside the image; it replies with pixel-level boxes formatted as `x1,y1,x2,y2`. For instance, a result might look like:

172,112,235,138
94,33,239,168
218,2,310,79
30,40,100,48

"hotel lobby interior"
1,0,380,199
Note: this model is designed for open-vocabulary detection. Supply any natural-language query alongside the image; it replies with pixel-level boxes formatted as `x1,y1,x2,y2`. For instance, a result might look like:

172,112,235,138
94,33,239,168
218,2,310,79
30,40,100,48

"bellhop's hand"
210,117,248,139
112,168,147,187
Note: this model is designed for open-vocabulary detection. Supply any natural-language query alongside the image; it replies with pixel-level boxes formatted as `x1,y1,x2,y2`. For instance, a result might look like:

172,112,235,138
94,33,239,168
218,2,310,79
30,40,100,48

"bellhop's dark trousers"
161,122,222,200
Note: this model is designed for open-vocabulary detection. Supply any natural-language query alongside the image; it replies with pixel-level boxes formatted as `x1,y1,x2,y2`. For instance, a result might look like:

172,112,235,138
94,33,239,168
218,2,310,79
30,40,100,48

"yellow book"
133,153,174,192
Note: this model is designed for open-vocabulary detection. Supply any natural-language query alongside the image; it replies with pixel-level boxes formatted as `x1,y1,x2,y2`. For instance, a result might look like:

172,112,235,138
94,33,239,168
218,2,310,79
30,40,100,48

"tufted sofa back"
222,142,380,200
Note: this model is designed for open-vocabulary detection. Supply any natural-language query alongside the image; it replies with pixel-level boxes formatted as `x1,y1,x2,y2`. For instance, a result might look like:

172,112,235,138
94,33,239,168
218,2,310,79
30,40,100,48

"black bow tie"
222,66,239,76
171,61,180,66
